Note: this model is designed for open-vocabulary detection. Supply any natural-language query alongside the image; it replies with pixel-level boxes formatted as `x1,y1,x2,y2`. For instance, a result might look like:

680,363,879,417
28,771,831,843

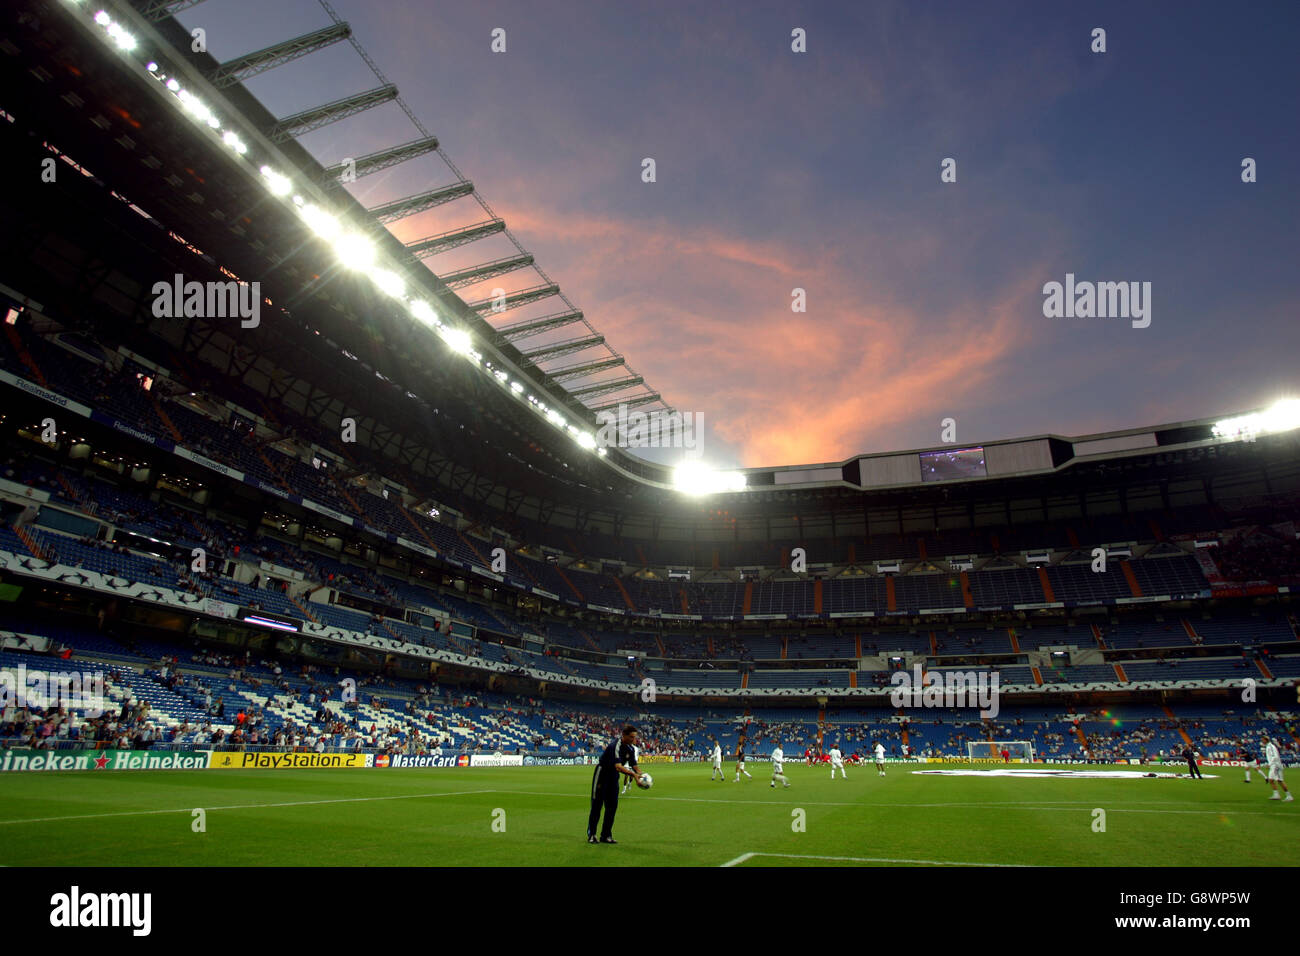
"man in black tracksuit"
588,725,640,844
1183,744,1203,779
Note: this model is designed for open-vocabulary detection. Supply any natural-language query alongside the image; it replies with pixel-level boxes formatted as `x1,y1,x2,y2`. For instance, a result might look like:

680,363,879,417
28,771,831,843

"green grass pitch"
1,762,1297,866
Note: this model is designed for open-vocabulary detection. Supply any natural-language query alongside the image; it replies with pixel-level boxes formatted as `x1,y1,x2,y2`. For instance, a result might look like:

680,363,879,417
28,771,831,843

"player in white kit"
709,739,725,782
874,741,886,776
829,744,846,779
769,742,790,789
1263,736,1293,801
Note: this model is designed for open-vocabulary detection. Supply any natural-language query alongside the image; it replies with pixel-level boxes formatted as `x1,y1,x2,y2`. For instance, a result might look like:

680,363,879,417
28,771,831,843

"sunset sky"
181,0,1300,470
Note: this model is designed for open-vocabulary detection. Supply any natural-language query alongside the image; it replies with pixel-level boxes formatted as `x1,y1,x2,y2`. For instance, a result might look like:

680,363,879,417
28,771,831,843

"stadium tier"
0,0,1298,769
4,621,1297,765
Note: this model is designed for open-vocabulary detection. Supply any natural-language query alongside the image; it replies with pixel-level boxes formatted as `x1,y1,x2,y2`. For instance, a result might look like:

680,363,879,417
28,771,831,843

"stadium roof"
3,0,1299,542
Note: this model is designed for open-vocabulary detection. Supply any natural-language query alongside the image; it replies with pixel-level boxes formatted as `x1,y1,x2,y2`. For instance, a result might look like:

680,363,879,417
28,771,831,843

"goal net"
967,741,1035,762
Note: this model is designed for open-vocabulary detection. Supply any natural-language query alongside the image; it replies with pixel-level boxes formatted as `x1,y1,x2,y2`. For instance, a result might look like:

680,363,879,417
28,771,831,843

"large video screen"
919,446,987,482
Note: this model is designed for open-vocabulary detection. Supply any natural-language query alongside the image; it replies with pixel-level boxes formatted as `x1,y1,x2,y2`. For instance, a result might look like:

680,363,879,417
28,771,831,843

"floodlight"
300,205,340,241
1213,398,1300,441
370,268,405,298
333,233,376,269
260,166,292,196
1260,398,1300,433
672,462,746,496
410,300,436,327
439,326,473,355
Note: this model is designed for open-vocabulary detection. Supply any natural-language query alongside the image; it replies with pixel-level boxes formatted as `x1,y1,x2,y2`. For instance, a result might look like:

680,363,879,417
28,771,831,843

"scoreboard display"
919,446,987,482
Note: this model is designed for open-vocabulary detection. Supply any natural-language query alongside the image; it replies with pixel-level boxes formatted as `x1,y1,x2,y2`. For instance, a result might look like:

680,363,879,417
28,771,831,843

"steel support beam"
267,85,398,142
569,376,645,399
496,310,585,340
209,24,353,88
588,393,662,415
133,0,208,21
321,136,440,185
466,283,559,315
548,357,626,382
520,335,605,363
438,254,535,290
405,219,505,259
368,181,474,224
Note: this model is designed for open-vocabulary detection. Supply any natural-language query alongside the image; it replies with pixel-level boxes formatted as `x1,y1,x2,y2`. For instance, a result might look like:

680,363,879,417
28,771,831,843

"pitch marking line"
721,852,1030,868
488,789,1298,817
5,787,1293,828
0,789,495,826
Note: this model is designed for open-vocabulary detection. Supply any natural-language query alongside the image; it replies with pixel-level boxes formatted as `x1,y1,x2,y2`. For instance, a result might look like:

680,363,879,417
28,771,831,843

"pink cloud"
441,204,1047,465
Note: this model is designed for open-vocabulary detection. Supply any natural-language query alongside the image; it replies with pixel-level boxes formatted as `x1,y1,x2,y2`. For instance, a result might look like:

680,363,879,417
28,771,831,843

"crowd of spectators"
1210,532,1300,583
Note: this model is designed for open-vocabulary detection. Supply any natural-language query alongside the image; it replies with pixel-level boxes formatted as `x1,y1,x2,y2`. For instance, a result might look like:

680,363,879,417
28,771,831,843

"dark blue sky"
180,0,1300,468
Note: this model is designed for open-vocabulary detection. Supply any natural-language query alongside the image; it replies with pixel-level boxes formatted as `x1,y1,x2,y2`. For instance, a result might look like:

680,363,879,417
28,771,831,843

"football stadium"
0,0,1298,916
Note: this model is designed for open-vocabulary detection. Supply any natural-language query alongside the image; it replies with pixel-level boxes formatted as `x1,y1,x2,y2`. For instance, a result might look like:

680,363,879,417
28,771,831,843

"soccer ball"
637,773,653,790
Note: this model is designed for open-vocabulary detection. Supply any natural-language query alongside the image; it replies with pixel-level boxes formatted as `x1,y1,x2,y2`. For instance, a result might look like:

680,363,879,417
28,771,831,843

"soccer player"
587,725,640,844
709,738,725,782
734,742,752,781
1238,742,1259,783
829,743,847,779
874,741,887,776
1263,735,1293,802
770,742,790,789
621,740,642,795
1183,743,1203,780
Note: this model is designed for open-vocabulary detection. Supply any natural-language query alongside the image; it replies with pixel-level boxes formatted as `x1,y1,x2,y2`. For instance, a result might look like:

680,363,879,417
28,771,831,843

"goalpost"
967,741,1035,762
